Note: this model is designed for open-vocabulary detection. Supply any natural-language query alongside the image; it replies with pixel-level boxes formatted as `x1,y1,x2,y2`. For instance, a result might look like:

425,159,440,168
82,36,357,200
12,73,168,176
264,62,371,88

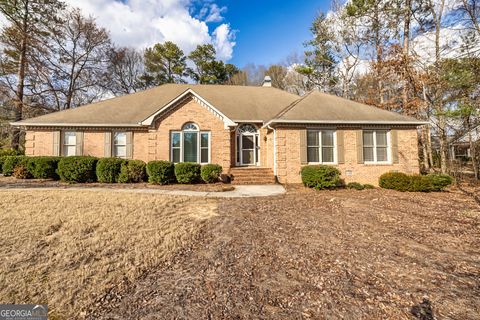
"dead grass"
0,189,217,319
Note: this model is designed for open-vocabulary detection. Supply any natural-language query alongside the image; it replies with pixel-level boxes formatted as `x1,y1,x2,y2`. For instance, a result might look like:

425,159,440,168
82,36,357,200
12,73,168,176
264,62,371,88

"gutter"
264,119,428,127
10,122,145,128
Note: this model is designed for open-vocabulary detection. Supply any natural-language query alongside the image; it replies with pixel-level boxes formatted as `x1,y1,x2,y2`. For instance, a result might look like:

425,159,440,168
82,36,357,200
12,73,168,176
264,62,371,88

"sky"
59,0,332,68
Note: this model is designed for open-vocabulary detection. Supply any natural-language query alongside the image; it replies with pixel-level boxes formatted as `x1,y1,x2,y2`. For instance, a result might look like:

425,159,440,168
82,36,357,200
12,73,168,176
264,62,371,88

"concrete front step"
229,167,276,185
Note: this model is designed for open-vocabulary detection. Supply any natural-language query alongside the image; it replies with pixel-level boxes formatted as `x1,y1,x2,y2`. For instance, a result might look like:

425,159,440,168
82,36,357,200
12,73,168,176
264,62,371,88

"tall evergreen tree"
143,41,187,86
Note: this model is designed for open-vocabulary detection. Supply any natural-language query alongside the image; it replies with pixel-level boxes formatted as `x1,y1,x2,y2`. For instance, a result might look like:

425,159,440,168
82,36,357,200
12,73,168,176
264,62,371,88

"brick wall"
24,130,54,156
275,127,420,185
150,98,232,170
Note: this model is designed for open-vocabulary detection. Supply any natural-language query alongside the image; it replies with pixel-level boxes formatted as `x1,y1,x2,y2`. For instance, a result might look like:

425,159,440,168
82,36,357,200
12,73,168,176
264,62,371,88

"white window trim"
170,130,211,164
113,131,127,159
363,130,391,164
307,130,337,165
62,131,77,157
235,123,261,166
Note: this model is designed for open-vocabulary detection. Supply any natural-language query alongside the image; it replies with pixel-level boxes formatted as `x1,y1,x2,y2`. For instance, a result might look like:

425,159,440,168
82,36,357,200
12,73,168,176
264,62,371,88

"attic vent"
262,76,272,87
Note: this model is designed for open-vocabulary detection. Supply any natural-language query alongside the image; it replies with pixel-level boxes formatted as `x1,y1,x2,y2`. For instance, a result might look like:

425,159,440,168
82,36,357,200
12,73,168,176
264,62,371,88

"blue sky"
208,0,332,67
58,0,332,68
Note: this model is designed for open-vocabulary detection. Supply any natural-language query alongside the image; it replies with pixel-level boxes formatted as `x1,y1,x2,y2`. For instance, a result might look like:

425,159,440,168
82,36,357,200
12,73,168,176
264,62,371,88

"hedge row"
0,155,222,184
300,165,453,192
379,172,453,192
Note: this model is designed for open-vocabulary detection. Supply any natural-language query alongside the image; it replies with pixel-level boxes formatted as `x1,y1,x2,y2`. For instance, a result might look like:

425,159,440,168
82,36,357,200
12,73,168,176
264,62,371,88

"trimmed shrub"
363,184,375,189
0,156,5,174
13,164,32,179
301,165,342,190
379,172,411,192
57,156,98,183
379,172,453,192
426,173,453,191
2,155,27,176
409,175,433,192
346,182,365,190
175,162,201,184
147,160,175,184
118,160,146,183
201,164,222,183
27,157,61,179
0,148,23,157
96,158,125,183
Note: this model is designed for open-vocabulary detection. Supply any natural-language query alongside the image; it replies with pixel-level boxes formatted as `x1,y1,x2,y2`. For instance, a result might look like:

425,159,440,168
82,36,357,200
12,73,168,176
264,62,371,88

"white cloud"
212,23,236,61
61,0,235,59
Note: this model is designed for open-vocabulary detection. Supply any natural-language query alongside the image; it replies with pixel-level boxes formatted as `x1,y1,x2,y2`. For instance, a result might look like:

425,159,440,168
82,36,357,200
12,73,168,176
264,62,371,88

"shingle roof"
267,91,423,125
12,84,425,127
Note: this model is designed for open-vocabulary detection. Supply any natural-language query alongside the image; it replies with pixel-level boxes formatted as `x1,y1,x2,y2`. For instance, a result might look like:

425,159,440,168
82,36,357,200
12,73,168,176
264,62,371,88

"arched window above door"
238,123,257,134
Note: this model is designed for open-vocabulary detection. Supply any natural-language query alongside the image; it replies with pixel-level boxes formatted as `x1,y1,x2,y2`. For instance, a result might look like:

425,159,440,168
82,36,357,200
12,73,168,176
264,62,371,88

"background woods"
0,0,479,178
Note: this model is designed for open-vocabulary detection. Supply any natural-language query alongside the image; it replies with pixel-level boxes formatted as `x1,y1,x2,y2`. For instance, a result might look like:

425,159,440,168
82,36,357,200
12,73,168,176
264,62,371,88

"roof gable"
140,89,236,128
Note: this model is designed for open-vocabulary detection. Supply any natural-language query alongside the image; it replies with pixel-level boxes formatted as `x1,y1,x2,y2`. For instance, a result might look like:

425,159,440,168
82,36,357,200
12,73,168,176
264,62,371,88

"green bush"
426,173,453,191
0,156,5,174
147,160,175,184
347,182,365,190
379,172,453,192
57,156,98,183
379,172,411,192
13,164,32,179
301,165,342,190
0,148,23,157
201,164,222,183
2,155,27,176
96,158,125,183
363,184,375,189
118,160,146,183
27,157,61,179
175,162,201,184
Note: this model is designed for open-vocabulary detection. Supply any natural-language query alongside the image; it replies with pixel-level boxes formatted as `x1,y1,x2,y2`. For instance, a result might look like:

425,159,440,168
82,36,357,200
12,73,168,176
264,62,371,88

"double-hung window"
171,123,210,164
363,130,389,163
113,132,127,158
63,131,77,156
307,130,336,163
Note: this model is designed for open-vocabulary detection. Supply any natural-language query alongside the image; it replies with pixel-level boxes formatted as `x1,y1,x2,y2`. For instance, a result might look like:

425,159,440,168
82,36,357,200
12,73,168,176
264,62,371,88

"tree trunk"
11,6,29,150
438,115,448,173
468,120,479,179
422,125,431,172
402,0,411,109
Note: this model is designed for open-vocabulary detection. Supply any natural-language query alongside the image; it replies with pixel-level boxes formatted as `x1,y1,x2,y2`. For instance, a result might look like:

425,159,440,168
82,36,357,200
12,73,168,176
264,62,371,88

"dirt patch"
0,189,217,319
0,176,234,192
89,188,480,319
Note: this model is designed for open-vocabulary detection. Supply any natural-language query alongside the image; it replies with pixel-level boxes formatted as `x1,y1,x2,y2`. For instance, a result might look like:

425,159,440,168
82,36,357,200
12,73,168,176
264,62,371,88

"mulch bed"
0,176,234,192
87,187,480,319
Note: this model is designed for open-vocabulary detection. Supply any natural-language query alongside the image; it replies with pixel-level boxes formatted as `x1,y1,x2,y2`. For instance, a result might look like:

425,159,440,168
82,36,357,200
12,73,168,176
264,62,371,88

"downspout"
268,125,277,177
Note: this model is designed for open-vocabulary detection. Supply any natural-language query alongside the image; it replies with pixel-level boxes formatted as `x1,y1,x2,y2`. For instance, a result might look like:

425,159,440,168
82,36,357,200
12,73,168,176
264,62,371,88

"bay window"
363,130,389,163
171,123,210,164
307,130,336,163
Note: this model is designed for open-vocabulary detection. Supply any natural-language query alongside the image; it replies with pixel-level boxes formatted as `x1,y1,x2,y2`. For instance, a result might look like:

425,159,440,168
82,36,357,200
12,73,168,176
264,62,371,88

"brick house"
11,81,425,185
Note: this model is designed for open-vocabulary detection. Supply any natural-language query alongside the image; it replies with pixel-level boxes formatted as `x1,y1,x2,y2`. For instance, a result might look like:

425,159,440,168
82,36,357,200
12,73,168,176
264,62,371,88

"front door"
241,134,255,165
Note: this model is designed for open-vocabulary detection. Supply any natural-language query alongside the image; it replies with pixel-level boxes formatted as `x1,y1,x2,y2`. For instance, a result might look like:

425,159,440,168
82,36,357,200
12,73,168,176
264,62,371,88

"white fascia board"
140,88,236,128
263,119,428,127
10,122,144,128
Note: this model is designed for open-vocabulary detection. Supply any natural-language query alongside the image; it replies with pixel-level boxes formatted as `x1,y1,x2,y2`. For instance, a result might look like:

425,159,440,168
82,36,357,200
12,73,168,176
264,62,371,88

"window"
307,130,335,163
363,130,389,163
63,131,76,156
171,123,210,164
113,132,127,158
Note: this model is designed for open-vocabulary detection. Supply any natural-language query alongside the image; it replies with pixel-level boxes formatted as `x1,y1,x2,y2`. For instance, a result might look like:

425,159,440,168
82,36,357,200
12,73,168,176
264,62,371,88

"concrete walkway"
0,185,286,198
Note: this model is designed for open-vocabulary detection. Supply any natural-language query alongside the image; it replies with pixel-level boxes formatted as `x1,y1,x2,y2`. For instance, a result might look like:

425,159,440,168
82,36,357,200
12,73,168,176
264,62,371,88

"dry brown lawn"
0,189,217,319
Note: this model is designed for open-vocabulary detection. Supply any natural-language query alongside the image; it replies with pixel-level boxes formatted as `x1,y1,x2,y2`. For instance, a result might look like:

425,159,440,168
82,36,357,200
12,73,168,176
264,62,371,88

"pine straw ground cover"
89,187,480,320
0,190,217,319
